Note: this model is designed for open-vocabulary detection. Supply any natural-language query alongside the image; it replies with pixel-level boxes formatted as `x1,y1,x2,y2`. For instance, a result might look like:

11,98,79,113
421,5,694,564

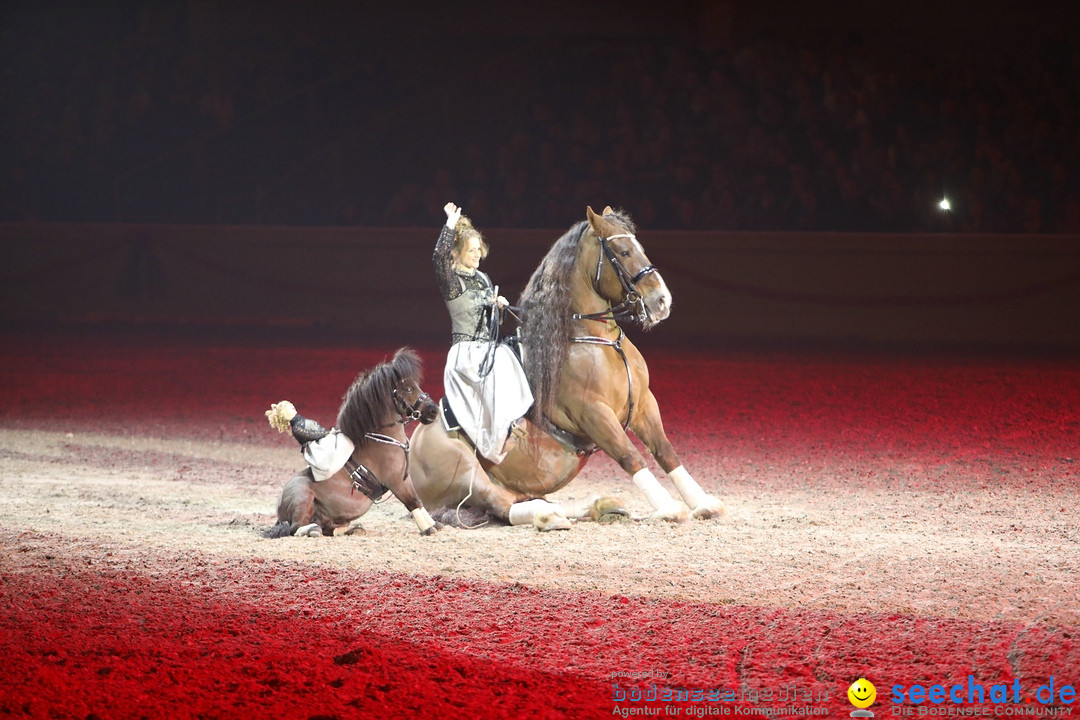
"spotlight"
938,198,951,212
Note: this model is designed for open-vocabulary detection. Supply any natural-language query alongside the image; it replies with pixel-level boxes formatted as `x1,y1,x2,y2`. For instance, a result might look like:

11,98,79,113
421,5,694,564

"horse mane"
336,347,422,445
517,209,636,423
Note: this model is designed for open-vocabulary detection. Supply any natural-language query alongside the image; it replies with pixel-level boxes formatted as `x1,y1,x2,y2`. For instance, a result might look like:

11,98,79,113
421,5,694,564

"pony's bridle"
347,431,411,501
573,231,658,325
393,385,431,423
350,379,424,501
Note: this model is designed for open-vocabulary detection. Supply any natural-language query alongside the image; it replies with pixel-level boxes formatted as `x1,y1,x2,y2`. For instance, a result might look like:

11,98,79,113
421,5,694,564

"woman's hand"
444,202,462,229
496,295,509,310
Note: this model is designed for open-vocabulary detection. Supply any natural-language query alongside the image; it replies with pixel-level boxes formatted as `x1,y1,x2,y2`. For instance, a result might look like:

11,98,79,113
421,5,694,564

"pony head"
336,348,437,443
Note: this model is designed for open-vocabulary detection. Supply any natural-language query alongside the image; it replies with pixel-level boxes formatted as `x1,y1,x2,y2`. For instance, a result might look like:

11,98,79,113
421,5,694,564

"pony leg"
632,390,725,520
570,401,686,522
385,473,440,535
411,508,438,535
273,470,324,537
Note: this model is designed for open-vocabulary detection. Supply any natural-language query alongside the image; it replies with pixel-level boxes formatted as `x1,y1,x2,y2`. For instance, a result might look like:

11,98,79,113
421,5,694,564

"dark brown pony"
266,348,440,537
410,207,724,530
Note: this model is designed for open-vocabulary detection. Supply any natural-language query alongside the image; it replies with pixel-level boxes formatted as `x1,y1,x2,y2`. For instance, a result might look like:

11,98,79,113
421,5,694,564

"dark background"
4,0,1078,233
2,1,1079,352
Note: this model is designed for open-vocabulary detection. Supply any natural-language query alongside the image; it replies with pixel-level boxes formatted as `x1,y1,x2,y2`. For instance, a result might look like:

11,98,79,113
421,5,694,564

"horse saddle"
440,395,529,457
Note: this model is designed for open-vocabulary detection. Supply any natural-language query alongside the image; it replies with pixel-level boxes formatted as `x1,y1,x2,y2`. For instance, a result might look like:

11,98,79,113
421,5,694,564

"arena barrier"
2,222,1078,350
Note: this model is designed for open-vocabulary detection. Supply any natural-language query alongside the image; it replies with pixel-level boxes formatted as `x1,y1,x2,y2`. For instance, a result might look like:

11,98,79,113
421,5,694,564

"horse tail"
263,520,295,539
431,506,495,530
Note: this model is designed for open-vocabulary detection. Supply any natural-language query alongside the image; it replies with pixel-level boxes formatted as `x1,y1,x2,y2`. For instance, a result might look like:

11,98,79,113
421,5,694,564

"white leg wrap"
411,507,436,533
669,465,708,509
632,468,675,510
508,498,552,526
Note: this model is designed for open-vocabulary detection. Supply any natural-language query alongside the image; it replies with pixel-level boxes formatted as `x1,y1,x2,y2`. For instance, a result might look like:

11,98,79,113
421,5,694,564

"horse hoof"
344,525,367,536
691,498,726,520
534,511,572,532
420,523,442,536
645,502,689,524
295,523,321,537
589,496,631,524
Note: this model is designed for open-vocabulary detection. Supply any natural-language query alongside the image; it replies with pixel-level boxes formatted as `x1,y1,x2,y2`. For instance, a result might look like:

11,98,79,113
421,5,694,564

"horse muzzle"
418,397,439,424
640,275,672,327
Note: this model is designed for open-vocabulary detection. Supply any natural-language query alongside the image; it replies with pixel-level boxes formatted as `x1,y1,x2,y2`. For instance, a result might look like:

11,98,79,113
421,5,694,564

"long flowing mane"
517,209,636,422
336,348,422,445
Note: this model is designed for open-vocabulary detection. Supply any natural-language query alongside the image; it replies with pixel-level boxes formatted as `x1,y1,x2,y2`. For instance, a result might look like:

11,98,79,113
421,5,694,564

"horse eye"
620,250,631,258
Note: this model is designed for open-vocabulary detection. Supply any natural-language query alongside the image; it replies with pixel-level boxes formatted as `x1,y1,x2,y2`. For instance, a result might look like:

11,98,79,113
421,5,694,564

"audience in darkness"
3,6,1077,233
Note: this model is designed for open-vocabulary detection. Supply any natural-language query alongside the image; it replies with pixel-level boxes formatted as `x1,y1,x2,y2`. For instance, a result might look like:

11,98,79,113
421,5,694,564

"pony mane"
517,209,637,423
336,348,422,445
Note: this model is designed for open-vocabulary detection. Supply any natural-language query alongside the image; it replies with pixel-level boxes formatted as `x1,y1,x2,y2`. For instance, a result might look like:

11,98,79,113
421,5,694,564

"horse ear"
602,206,614,216
586,206,607,236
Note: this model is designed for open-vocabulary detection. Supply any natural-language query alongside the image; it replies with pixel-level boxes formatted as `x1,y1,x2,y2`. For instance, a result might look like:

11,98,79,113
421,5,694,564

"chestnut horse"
265,348,440,537
410,207,724,530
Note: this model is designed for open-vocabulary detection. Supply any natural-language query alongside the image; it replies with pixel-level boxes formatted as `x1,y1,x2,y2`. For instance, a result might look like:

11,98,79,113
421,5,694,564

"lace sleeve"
289,414,330,443
432,225,461,301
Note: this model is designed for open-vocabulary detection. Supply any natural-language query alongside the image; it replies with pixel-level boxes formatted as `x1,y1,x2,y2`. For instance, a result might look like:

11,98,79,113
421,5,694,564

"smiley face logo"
848,678,877,708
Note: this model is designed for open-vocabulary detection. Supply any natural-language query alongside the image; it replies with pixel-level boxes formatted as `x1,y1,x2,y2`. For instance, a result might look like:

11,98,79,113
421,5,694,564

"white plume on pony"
265,401,297,434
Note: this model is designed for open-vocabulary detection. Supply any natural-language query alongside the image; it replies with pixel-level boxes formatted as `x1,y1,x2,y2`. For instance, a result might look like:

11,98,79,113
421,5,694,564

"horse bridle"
573,230,658,325
392,384,431,423
345,375,428,500
567,229,658,435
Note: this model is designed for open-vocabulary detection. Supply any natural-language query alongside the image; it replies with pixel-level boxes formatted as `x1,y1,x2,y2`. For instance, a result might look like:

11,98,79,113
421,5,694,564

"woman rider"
433,201,532,463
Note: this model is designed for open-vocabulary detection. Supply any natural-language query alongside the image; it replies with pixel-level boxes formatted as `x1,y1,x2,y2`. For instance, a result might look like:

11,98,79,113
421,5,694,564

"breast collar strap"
569,327,634,431
346,432,410,501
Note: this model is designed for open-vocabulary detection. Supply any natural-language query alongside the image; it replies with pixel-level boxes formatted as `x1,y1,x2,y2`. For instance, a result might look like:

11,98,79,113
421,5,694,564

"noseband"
393,385,432,423
574,231,658,325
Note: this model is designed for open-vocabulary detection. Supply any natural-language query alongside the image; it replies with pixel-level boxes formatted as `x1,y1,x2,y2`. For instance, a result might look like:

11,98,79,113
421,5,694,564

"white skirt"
444,341,534,464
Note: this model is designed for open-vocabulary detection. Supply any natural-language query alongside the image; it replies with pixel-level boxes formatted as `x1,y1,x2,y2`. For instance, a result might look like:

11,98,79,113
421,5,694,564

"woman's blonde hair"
453,216,490,261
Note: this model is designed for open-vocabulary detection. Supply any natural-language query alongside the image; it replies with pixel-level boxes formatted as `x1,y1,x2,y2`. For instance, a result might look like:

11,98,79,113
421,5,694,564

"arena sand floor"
1,328,1077,718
